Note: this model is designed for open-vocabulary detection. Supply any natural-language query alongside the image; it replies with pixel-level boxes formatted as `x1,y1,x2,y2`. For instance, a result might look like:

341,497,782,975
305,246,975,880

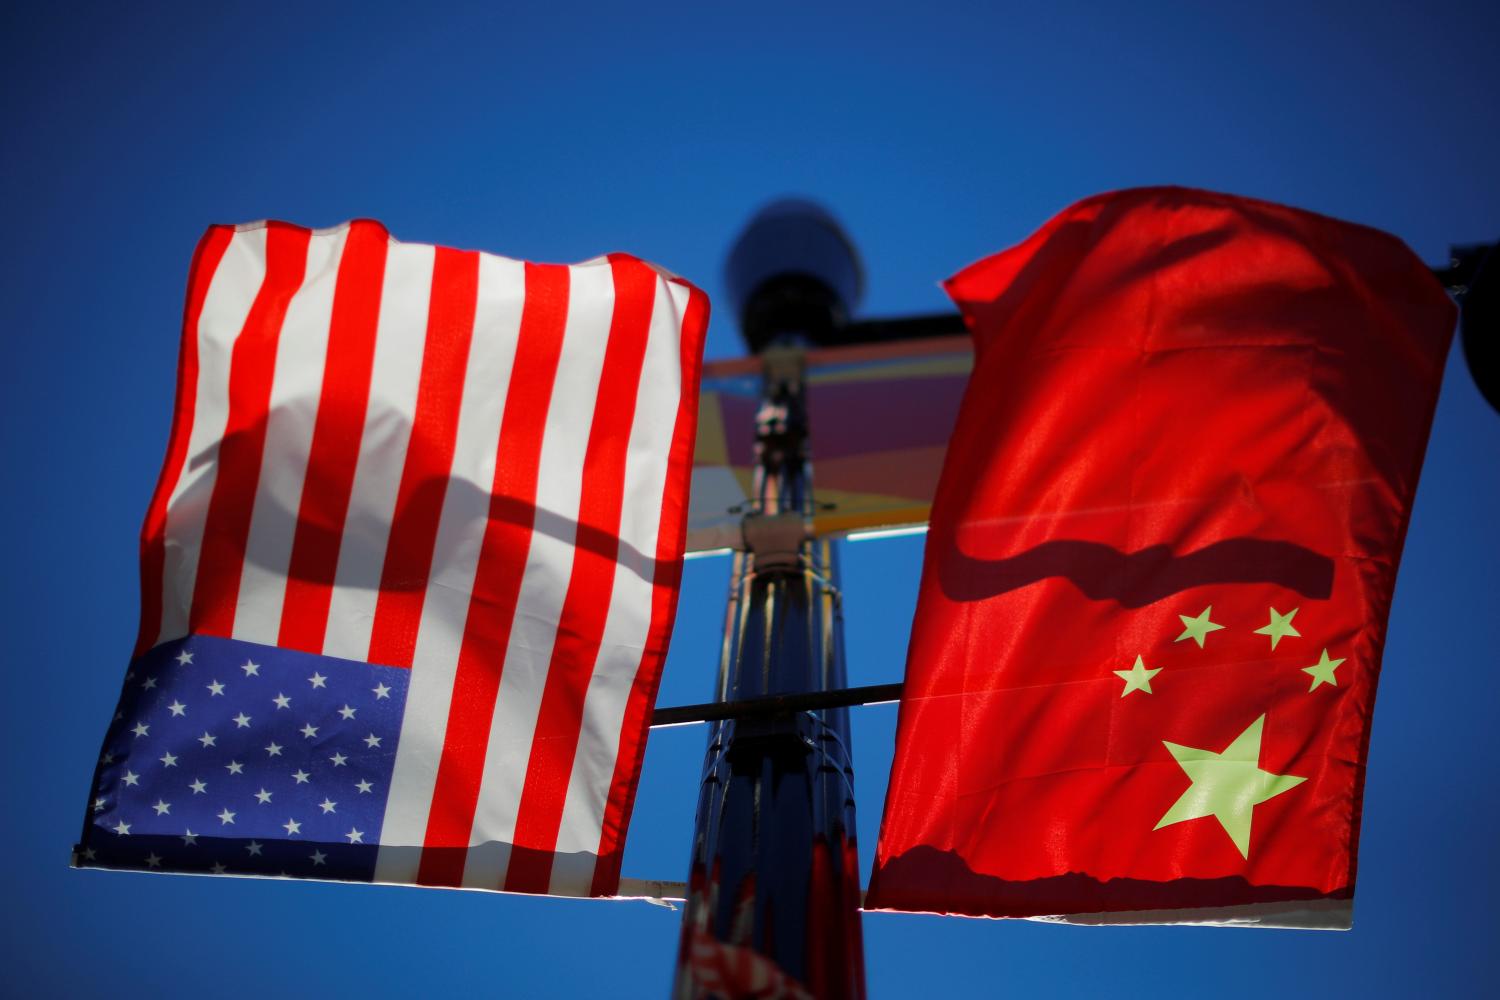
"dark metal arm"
651,682,905,728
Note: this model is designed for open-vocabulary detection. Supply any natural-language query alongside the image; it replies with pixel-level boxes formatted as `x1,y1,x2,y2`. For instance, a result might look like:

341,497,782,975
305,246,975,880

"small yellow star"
1252,607,1301,650
1302,648,1345,691
1175,606,1225,648
1113,655,1162,697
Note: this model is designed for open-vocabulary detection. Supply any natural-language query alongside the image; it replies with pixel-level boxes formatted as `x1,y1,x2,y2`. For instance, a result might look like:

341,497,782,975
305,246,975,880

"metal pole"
673,341,866,998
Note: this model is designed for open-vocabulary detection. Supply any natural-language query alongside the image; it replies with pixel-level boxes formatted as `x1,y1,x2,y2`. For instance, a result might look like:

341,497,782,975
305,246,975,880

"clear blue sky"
3,2,1497,996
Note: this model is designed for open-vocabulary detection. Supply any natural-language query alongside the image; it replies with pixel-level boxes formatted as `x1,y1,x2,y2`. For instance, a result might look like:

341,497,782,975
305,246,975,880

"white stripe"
846,523,929,542
156,227,269,647
460,258,616,889
683,546,734,561
1030,897,1353,930
374,253,525,883
321,241,436,661
230,227,348,643
548,276,688,894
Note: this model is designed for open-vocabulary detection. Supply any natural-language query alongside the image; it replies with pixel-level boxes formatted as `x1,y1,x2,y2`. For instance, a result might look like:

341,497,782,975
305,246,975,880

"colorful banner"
688,335,971,551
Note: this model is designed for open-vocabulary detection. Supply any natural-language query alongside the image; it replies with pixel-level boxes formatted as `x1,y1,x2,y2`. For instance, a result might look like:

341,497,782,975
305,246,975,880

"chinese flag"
865,188,1456,928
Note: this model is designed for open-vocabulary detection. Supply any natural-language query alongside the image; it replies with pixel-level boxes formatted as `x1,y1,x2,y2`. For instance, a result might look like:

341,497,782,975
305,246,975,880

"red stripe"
187,223,312,638
591,283,709,896
133,225,235,658
278,221,390,652
502,256,659,894
366,248,480,668
415,262,571,888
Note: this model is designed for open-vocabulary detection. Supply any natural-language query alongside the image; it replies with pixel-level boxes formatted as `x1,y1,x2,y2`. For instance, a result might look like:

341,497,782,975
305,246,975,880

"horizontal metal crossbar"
649,682,904,728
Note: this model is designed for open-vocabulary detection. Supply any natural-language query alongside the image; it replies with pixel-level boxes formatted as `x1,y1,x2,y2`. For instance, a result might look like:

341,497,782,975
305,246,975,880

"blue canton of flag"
75,635,410,882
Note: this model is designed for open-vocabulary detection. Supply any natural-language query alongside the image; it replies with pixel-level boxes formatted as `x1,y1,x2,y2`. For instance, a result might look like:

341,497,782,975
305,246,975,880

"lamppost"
673,201,870,1000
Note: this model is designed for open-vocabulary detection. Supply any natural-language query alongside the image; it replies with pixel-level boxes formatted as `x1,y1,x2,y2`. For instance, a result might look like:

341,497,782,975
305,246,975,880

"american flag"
76,219,708,897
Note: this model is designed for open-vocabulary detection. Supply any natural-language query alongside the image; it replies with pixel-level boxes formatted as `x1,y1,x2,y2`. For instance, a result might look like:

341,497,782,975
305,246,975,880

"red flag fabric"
865,188,1456,927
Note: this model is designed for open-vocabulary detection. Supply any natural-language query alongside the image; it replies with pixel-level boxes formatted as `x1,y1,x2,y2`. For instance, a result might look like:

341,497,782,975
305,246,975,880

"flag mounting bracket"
650,681,904,728
740,510,808,570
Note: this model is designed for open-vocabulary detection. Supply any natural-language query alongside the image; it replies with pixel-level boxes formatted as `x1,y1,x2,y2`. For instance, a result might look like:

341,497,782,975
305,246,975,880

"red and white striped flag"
79,219,708,897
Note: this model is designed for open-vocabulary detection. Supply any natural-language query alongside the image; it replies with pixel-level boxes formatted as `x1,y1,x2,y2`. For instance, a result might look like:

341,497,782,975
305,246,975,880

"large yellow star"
1154,714,1306,859
1302,648,1345,691
1113,655,1162,697
1252,606,1301,650
1175,606,1225,648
